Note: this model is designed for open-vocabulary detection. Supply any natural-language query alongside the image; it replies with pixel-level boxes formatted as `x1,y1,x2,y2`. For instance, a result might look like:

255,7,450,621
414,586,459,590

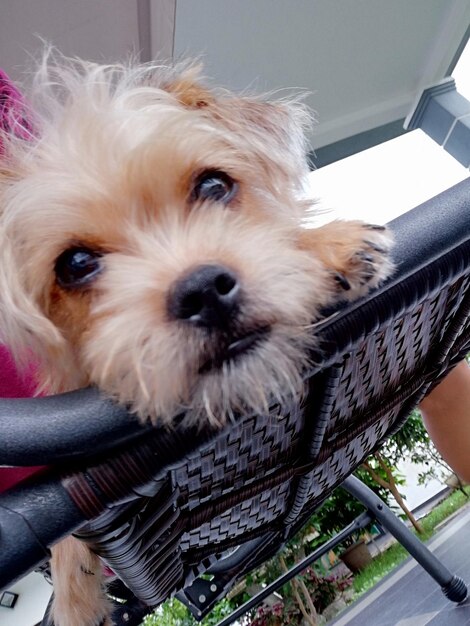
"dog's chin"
85,324,312,428
179,327,311,427
198,326,272,374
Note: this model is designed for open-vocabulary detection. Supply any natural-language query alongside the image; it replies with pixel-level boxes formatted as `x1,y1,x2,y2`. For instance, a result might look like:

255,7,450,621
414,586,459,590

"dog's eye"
55,247,103,288
192,170,237,204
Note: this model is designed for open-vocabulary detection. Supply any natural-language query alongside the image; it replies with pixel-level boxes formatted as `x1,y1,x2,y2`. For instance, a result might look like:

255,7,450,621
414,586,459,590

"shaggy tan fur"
0,53,393,626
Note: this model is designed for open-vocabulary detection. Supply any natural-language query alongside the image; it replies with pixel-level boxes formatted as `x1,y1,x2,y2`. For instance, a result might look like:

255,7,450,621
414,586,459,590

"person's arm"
419,360,470,483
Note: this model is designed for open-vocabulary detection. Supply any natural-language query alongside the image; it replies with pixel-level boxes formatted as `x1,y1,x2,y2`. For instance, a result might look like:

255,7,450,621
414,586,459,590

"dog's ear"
226,97,310,145
0,152,25,188
211,95,313,181
0,190,66,388
163,65,311,161
0,148,29,223
164,65,215,109
0,115,35,194
0,236,66,380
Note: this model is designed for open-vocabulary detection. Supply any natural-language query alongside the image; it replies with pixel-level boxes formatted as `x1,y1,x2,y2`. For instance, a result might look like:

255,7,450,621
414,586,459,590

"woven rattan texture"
71,239,470,608
326,281,464,435
174,402,304,510
77,400,307,603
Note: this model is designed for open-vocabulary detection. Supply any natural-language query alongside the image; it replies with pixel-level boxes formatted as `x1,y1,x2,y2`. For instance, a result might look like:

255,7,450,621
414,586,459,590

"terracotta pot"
339,539,372,573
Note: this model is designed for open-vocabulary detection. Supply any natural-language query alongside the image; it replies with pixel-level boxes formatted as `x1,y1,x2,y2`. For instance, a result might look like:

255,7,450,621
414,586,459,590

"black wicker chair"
1,178,469,625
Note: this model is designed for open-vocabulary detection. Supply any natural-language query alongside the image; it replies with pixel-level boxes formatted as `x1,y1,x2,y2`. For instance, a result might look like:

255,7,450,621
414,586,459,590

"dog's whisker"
133,348,151,403
202,388,219,427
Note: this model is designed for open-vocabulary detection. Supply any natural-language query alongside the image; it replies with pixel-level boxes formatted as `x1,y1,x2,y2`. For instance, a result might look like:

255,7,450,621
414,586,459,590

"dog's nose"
168,264,240,328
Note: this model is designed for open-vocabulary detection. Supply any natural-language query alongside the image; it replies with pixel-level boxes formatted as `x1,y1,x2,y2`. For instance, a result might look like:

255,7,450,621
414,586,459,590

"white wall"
1,572,52,626
0,0,139,83
173,0,470,147
1,1,469,149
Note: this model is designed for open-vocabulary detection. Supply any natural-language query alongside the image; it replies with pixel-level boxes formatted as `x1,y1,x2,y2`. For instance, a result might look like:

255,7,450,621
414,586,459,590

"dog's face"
0,60,330,424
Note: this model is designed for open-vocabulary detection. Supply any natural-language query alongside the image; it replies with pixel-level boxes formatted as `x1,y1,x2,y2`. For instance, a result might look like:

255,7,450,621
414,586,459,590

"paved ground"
329,504,470,626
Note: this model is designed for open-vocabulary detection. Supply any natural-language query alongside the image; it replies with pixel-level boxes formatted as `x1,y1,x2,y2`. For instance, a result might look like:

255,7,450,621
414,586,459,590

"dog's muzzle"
168,264,240,329
198,326,271,373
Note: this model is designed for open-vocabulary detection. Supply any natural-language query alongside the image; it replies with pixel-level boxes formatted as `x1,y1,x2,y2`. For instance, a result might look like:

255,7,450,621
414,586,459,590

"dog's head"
0,57,328,424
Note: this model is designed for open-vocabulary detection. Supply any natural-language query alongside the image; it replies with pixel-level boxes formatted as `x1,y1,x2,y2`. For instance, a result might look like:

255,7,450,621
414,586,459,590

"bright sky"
307,41,470,227
454,38,470,101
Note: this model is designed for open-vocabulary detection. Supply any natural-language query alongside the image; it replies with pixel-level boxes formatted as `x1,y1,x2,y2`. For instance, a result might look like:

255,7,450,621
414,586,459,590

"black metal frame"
211,475,467,626
343,476,467,602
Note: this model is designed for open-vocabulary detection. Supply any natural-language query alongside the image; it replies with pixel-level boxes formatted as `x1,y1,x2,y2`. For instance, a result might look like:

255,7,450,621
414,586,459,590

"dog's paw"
332,223,394,300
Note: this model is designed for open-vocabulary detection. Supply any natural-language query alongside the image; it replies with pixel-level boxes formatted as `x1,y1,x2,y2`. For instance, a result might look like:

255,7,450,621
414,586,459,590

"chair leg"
342,475,468,603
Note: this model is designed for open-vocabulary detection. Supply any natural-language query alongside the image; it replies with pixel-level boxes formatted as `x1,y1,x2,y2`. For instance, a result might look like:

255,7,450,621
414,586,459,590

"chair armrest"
0,387,149,466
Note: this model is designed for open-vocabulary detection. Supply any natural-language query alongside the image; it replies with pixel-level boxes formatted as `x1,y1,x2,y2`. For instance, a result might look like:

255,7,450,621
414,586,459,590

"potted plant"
336,536,372,573
311,478,385,573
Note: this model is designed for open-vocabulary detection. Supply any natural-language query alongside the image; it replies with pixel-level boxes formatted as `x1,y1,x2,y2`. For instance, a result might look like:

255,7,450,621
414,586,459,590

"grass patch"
352,487,470,596
420,488,470,533
353,542,408,594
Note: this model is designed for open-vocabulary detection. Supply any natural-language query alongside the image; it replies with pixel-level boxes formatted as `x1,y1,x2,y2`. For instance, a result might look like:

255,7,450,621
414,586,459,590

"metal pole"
214,512,371,626
342,475,467,602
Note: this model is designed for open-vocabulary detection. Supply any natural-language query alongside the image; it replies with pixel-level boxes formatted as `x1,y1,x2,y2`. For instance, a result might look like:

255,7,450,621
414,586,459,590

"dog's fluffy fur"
0,54,393,626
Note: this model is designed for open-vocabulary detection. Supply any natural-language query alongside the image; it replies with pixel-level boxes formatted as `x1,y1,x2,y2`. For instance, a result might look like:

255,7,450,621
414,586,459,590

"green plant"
142,598,194,626
303,568,352,613
247,570,352,626
361,451,423,533
352,486,470,597
311,473,387,549
250,601,290,626
142,595,235,626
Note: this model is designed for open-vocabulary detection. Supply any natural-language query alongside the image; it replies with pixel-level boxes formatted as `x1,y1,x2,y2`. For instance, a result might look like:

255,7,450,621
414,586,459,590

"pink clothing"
0,467,45,493
0,71,38,399
0,68,34,152
0,345,37,398
0,346,44,492
1,70,43,492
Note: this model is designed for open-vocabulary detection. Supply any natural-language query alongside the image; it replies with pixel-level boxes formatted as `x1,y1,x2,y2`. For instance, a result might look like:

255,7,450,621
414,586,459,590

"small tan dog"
0,54,393,626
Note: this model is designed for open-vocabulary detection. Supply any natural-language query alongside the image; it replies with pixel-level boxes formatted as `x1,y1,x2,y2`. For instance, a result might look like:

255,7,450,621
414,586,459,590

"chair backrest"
67,178,470,616
1,178,469,618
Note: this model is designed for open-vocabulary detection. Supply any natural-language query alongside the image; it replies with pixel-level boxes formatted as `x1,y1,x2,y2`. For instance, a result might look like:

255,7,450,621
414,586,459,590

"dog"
0,53,393,626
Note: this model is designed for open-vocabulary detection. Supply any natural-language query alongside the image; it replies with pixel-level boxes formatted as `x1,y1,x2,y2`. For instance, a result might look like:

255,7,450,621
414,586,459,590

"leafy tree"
360,407,468,533
247,569,352,626
361,451,423,533
142,596,234,626
410,430,468,497
311,465,391,546
359,410,436,533
142,598,193,626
